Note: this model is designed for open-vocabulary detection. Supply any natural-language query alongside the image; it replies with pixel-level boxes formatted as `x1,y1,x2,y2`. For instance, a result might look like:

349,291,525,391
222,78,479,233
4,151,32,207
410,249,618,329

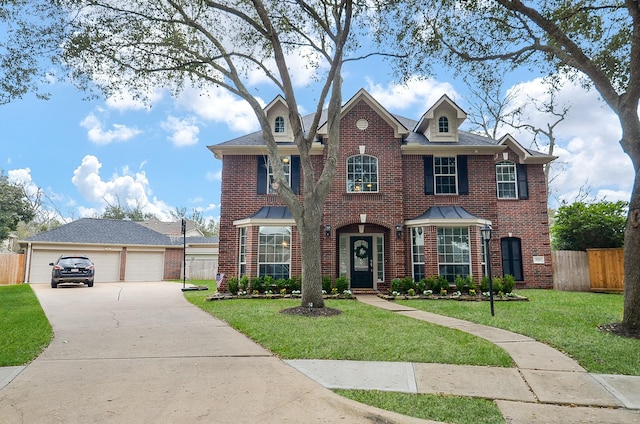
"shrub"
391,278,402,293
455,275,466,291
416,278,427,293
335,276,349,293
275,278,288,292
480,275,490,292
322,276,332,293
503,274,516,293
401,276,415,293
492,276,503,293
227,276,239,294
289,276,302,292
239,275,249,291
424,276,440,293
465,275,476,291
263,275,275,290
251,276,266,293
438,276,450,292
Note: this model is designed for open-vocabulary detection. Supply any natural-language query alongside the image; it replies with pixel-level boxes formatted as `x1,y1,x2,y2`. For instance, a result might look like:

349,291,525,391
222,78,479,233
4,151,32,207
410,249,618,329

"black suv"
50,256,95,288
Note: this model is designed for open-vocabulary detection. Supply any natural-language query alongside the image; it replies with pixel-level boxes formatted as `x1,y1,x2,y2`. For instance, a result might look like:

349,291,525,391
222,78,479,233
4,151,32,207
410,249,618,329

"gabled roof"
498,134,557,164
414,94,467,134
207,88,555,160
317,88,410,138
21,218,173,246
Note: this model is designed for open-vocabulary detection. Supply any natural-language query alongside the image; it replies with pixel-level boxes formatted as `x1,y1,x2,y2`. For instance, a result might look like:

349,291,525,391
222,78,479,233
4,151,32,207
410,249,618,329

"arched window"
274,116,285,133
347,154,378,192
496,161,517,199
438,116,449,133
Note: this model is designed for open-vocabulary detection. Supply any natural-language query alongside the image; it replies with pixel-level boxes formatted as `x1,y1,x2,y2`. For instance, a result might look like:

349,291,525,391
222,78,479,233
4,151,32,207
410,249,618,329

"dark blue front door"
350,236,373,288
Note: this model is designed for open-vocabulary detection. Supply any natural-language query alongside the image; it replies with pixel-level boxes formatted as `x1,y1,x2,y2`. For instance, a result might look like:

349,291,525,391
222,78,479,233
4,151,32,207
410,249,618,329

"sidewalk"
286,295,640,423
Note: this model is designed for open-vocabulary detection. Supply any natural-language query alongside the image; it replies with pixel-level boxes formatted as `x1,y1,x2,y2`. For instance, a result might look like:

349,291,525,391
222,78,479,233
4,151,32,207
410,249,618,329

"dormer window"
438,116,449,133
274,116,285,133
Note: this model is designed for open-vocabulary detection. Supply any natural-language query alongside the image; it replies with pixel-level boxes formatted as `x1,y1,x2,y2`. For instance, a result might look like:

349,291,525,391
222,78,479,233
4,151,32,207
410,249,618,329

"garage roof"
22,218,175,246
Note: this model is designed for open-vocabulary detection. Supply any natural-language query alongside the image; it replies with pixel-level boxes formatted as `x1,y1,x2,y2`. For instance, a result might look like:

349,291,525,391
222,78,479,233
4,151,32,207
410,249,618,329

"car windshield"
58,258,92,267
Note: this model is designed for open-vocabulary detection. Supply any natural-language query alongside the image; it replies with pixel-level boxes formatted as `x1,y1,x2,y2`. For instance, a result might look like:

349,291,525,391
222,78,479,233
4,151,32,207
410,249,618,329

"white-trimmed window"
438,116,449,133
412,227,425,281
434,156,457,194
437,227,470,282
258,226,291,279
376,235,384,282
239,227,247,276
496,161,517,199
347,154,378,192
267,156,291,193
274,116,285,133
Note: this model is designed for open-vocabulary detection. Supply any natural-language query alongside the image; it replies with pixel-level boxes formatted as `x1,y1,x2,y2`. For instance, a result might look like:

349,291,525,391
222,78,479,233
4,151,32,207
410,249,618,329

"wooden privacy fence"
587,248,624,292
552,248,624,292
0,253,26,285
553,251,591,291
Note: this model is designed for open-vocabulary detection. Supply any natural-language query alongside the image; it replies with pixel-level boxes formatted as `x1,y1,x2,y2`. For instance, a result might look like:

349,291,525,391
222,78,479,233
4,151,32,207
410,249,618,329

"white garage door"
124,251,164,281
28,250,121,283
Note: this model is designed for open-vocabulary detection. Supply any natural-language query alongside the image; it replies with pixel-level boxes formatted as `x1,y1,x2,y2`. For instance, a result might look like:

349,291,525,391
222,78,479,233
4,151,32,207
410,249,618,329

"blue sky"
1,55,634,225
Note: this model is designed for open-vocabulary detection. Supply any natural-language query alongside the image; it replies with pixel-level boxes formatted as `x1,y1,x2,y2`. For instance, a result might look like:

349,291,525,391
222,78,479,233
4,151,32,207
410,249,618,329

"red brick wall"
164,248,184,280
216,100,553,290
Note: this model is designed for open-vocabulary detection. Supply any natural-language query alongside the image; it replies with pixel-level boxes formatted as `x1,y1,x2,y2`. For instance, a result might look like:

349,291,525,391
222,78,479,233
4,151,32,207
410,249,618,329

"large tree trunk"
299,212,325,309
620,110,640,332
623,165,640,332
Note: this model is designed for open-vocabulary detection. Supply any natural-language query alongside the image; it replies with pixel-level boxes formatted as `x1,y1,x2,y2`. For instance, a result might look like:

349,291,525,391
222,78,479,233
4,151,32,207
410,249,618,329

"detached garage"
20,218,193,284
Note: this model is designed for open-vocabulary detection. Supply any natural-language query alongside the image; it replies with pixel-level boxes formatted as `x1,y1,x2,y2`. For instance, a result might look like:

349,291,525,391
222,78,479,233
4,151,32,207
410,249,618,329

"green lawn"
185,291,513,367
0,284,53,366
398,289,639,375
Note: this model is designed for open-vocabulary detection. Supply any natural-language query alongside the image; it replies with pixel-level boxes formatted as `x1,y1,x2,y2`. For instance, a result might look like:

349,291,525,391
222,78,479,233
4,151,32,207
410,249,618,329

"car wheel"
87,281,94,287
51,280,58,288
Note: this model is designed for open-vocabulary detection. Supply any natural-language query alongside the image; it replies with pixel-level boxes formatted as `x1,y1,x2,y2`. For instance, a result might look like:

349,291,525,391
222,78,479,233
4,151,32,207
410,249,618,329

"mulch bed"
280,306,343,317
598,323,640,340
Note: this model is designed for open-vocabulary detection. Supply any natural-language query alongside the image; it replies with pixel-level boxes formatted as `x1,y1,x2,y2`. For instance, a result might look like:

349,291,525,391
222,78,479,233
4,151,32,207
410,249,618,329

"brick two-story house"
209,89,555,292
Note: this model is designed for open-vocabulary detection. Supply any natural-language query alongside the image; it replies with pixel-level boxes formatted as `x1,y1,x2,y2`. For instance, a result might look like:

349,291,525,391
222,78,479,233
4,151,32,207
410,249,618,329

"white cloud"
502,76,633,205
206,170,222,181
105,87,165,111
365,76,459,113
161,115,200,146
71,155,173,220
7,168,38,197
80,112,142,145
175,86,261,133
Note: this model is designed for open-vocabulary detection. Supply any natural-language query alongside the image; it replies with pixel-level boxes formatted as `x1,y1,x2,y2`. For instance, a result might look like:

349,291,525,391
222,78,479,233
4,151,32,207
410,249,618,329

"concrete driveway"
0,282,432,424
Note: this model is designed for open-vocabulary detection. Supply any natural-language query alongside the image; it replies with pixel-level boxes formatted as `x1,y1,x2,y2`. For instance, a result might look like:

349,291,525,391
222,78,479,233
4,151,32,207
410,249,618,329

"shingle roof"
211,111,508,149
22,218,174,246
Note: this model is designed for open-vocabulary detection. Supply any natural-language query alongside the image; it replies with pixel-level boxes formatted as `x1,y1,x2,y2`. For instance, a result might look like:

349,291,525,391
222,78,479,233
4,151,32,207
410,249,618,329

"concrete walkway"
1,285,639,423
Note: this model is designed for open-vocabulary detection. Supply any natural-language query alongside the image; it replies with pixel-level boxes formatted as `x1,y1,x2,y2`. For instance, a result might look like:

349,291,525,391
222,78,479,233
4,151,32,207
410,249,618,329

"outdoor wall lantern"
396,224,403,238
324,224,331,238
480,224,495,316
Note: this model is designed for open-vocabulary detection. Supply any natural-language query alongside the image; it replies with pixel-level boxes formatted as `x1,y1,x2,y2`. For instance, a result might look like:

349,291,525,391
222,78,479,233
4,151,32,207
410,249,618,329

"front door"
350,236,373,288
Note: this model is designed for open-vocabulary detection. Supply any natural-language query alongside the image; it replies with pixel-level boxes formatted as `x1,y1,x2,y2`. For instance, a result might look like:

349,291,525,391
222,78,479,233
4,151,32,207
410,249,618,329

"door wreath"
354,245,369,259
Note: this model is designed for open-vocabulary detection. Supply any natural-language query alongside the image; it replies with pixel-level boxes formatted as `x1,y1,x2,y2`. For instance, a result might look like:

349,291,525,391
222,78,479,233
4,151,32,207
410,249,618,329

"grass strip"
0,284,53,366
335,390,504,424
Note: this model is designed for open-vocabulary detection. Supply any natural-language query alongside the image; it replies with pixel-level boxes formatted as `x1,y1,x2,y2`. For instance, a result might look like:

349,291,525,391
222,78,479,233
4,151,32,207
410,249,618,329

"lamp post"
480,224,495,317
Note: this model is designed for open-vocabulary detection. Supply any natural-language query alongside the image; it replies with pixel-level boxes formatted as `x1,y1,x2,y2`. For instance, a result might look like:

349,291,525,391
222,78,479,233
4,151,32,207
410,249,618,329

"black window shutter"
290,156,300,194
516,164,529,200
257,156,267,194
457,155,468,195
423,155,434,195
